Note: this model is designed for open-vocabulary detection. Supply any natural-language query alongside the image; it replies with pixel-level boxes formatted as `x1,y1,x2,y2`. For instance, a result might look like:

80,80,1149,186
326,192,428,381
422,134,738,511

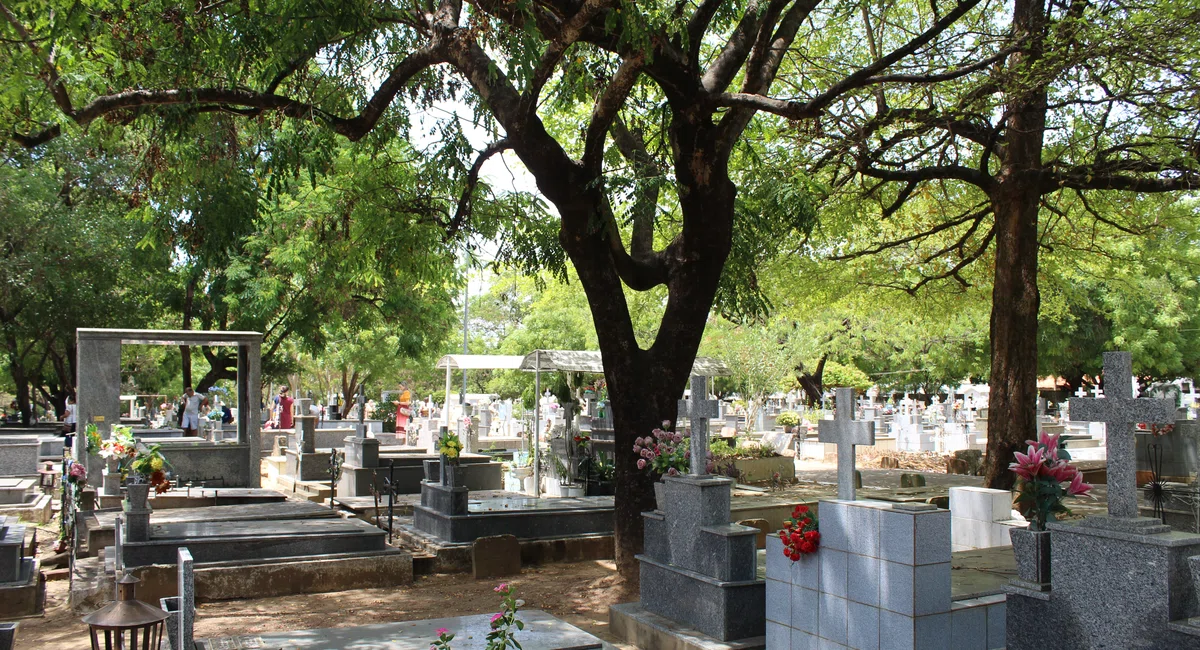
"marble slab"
196,609,612,650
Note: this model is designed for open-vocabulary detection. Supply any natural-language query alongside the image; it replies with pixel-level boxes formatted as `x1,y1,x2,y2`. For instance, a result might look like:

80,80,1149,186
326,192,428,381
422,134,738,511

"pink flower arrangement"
1010,431,1093,530
632,421,714,478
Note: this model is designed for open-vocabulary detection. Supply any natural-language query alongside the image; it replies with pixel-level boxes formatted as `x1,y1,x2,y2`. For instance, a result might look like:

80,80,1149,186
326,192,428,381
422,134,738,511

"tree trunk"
3,332,32,425
563,169,734,582
984,0,1048,490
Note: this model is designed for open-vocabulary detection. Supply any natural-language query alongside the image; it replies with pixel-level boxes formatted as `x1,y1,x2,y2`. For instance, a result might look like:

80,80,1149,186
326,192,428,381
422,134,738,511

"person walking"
181,387,204,437
278,386,295,429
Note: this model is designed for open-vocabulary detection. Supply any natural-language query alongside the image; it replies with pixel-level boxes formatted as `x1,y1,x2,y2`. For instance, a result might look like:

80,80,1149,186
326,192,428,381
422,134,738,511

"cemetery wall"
160,444,253,487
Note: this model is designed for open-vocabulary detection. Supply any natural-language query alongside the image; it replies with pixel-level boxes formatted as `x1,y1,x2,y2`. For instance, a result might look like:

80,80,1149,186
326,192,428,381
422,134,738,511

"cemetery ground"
10,451,1105,648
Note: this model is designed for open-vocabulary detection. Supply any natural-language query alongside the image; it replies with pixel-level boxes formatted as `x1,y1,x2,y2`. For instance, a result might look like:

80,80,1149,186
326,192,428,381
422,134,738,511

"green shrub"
776,411,801,427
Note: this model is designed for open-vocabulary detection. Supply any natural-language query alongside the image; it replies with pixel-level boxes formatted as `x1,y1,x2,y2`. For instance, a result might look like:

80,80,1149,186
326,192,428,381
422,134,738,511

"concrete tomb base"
412,481,615,544
636,475,765,642
195,609,611,650
609,602,765,650
0,516,44,618
1006,516,1200,649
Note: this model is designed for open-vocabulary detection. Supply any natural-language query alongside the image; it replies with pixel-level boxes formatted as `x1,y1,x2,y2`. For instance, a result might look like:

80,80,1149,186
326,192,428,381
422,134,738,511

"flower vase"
125,483,152,510
653,481,666,510
444,463,463,488
1010,527,1051,587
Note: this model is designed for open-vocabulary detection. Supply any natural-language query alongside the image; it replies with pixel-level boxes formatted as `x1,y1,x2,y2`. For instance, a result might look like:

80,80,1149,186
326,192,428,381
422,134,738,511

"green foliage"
776,411,801,427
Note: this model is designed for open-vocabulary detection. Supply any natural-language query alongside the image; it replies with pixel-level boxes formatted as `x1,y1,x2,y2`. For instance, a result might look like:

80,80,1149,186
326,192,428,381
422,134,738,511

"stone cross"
1091,385,1104,399
677,375,720,476
1075,386,1088,398
1070,351,1174,519
818,387,876,501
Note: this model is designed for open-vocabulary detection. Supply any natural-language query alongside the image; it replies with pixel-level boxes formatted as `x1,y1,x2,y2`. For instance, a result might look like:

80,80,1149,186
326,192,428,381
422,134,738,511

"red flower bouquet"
779,504,820,560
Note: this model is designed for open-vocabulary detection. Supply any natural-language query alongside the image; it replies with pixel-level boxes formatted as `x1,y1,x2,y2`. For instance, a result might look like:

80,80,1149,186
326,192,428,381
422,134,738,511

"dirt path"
15,560,635,649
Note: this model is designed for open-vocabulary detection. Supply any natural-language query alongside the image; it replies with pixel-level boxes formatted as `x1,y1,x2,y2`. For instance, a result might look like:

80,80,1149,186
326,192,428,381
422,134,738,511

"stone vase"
125,482,152,510
653,481,666,510
423,459,439,483
444,463,463,487
1010,527,1051,586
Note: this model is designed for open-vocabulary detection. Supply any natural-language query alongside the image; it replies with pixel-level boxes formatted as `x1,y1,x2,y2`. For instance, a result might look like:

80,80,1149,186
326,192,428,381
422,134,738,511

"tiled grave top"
468,496,614,513
198,609,610,650
0,479,25,488
148,518,379,541
92,500,336,529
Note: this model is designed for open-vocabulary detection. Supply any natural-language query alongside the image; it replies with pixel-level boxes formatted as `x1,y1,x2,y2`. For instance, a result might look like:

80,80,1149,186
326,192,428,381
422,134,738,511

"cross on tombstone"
1091,385,1104,399
1070,351,1174,520
677,375,720,476
818,387,876,501
1075,386,1088,398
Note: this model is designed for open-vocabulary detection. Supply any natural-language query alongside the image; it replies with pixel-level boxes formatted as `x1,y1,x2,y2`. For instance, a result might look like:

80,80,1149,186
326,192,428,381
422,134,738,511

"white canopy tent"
431,350,730,497
434,354,525,430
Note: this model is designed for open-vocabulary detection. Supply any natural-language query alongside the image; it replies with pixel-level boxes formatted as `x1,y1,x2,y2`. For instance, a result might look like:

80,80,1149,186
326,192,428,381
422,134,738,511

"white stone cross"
1091,385,1104,399
1069,351,1174,519
1075,386,1087,398
818,387,876,501
678,375,720,476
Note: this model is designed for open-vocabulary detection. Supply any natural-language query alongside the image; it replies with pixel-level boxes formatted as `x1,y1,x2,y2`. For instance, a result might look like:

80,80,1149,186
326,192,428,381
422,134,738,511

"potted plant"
776,411,801,433
633,420,714,508
1009,431,1092,587
438,431,465,486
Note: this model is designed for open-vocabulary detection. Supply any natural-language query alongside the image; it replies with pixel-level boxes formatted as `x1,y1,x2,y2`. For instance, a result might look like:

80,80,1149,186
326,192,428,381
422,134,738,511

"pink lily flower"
1066,472,1093,497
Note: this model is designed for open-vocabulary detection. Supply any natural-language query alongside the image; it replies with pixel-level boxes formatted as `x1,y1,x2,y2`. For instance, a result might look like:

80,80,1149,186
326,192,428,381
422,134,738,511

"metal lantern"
82,573,167,650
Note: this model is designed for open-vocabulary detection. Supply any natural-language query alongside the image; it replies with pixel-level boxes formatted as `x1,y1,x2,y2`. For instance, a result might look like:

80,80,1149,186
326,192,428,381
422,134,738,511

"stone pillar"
75,334,122,486
177,547,194,650
237,340,262,488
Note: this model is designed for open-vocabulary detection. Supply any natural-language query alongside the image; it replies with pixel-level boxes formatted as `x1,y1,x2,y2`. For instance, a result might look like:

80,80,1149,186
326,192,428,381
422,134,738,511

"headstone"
677,376,720,475
1070,351,1174,526
295,399,316,454
471,534,521,579
818,387,875,500
271,435,288,457
900,473,926,488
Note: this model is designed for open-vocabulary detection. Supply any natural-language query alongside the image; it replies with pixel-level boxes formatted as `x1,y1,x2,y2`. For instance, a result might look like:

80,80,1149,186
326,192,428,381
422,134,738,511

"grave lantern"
82,572,167,650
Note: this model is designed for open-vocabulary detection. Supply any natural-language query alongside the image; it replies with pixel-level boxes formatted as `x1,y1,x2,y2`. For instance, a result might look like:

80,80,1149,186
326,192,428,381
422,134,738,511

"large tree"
798,0,1199,486
1,0,989,577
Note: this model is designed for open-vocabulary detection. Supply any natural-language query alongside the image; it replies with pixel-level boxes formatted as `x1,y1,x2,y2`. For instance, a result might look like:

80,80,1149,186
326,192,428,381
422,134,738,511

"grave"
71,499,411,609
334,441,504,499
194,609,611,650
1007,351,1200,649
410,463,614,543
611,376,765,644
0,515,44,618
0,477,53,524
75,329,262,488
765,387,1003,649
0,438,38,477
